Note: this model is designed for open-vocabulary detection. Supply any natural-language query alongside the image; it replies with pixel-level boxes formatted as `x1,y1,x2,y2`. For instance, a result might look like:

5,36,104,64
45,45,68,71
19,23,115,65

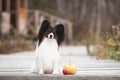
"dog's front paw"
38,70,44,74
32,70,38,74
52,71,59,74
31,68,39,74
31,63,39,74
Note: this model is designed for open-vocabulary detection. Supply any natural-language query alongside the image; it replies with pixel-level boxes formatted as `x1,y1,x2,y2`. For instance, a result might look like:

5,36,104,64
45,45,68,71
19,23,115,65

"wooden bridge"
30,10,73,44
0,9,73,44
0,46,120,80
0,0,73,44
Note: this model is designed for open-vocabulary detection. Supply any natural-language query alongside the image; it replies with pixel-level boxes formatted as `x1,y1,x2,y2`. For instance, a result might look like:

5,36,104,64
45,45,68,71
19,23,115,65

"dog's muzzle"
48,33,54,39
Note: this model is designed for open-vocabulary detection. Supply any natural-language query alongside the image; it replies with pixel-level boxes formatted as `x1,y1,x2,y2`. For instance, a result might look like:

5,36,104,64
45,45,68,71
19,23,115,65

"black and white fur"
31,20,64,74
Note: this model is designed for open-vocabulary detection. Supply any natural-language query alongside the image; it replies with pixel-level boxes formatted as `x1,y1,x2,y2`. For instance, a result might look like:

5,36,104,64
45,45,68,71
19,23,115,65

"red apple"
63,69,69,75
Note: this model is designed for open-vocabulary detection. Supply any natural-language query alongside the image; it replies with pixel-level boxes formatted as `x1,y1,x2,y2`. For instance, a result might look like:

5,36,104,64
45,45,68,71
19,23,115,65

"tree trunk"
96,0,102,43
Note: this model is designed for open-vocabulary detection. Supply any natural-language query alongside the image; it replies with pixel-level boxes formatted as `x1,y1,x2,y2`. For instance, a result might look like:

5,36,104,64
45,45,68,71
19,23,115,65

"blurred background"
0,0,120,60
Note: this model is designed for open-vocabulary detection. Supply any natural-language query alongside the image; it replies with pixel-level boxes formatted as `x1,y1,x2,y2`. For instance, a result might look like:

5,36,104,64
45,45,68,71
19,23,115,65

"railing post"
0,0,2,34
68,23,73,44
34,10,39,34
39,15,45,30
50,17,53,27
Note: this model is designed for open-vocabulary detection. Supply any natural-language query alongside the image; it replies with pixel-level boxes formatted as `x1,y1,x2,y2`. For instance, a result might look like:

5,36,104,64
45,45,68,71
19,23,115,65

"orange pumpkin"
63,64,76,75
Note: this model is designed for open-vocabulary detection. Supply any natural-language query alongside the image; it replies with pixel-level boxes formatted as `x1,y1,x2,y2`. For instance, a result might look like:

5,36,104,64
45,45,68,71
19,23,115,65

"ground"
0,46,120,80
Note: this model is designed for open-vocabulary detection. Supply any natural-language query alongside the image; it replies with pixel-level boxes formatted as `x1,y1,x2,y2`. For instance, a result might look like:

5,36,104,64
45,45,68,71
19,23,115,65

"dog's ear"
38,20,50,45
55,24,65,45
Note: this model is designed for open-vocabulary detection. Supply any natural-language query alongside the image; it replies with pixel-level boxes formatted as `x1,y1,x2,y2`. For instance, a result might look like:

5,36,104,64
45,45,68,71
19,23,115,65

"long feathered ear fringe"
38,20,50,45
55,24,65,45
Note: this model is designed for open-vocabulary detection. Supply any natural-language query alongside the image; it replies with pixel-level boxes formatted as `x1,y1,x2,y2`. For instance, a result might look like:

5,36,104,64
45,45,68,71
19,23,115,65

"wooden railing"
28,10,73,44
0,10,73,44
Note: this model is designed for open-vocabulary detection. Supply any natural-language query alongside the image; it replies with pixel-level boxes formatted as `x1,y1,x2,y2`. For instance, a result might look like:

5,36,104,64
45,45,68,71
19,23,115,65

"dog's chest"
37,38,59,71
38,38,59,58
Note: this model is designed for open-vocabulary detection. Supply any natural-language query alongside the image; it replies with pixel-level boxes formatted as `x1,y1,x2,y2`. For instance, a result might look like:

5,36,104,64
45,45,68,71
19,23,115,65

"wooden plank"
0,0,2,12
15,0,20,29
0,46,120,77
0,75,119,80
6,0,10,12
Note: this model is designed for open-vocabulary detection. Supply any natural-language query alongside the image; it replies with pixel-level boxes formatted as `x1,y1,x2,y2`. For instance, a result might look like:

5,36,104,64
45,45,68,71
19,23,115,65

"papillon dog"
31,20,64,74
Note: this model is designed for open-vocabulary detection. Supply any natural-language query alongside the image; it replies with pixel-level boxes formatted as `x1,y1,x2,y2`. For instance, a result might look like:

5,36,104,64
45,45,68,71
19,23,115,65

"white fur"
31,38,61,74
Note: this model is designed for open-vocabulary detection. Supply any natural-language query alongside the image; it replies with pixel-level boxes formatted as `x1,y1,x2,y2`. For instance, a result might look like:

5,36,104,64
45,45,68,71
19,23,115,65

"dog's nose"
50,35,52,38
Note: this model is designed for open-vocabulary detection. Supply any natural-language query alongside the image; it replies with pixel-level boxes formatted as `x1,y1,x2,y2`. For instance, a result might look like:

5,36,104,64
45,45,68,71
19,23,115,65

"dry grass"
0,35,35,54
92,24,120,61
